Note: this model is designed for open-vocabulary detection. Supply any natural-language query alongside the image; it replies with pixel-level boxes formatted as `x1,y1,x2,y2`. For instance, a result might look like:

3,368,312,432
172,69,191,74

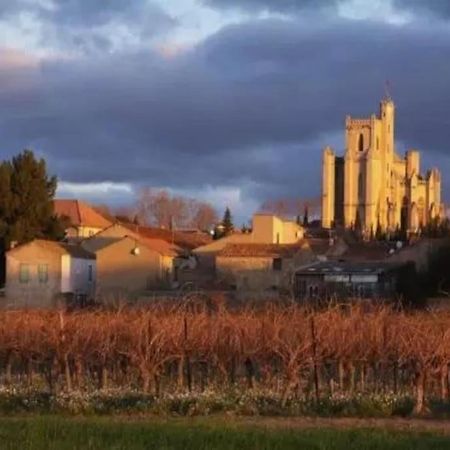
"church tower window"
358,133,364,152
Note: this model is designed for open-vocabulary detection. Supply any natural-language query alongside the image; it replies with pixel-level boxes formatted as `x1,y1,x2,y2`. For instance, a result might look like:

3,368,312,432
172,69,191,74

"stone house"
194,214,304,269
81,223,182,298
5,240,95,308
216,242,317,292
53,199,112,239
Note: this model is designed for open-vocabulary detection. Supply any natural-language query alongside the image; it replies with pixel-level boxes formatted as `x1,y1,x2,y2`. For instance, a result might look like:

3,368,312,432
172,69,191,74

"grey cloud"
0,1,176,53
0,16,450,217
204,0,450,21
393,0,450,18
202,0,340,14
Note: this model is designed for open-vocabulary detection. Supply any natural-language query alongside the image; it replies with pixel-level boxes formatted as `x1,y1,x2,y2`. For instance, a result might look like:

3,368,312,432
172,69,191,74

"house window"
272,258,282,271
19,264,30,283
88,264,93,282
38,264,48,283
276,232,280,244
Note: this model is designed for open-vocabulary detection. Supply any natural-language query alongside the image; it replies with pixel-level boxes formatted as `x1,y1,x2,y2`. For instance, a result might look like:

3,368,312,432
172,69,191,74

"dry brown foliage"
0,303,449,414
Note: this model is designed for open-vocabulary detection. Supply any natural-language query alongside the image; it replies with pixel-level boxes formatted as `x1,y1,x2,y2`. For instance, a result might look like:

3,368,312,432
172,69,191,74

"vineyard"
0,301,450,416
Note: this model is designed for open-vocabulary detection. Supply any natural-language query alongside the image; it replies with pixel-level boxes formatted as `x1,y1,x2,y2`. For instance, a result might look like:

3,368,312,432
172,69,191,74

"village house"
5,240,95,308
294,260,415,303
81,223,182,299
121,223,212,251
53,199,112,239
193,213,305,270
216,242,317,292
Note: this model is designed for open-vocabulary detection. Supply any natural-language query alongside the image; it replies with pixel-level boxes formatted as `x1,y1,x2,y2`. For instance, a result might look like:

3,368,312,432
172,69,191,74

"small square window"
272,258,282,271
38,264,48,283
19,264,30,283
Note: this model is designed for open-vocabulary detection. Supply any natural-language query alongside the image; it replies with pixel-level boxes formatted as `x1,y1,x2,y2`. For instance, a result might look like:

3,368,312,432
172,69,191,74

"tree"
136,187,218,230
0,150,65,285
260,197,321,220
302,205,309,227
0,150,64,246
136,188,182,229
191,203,218,231
221,207,234,235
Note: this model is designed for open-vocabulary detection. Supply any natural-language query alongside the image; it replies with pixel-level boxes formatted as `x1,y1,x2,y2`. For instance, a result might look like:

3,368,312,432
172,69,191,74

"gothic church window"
358,133,364,152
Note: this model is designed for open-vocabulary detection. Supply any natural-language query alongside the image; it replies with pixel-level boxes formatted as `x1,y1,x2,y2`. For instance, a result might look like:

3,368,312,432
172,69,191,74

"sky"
0,0,449,224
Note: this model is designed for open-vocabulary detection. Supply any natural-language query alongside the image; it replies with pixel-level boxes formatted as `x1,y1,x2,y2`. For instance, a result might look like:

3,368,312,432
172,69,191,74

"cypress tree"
222,207,234,235
303,205,309,227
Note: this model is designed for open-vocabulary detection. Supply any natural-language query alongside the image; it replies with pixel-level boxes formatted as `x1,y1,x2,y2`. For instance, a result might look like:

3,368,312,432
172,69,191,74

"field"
1,302,450,417
1,416,450,450
2,303,450,448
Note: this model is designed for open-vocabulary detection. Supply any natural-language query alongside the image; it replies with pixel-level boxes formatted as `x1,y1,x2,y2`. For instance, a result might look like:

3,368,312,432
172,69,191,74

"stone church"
321,97,443,233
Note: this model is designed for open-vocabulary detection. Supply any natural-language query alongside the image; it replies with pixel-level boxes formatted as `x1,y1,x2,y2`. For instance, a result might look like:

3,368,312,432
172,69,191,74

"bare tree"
260,197,321,220
191,202,218,231
136,187,218,230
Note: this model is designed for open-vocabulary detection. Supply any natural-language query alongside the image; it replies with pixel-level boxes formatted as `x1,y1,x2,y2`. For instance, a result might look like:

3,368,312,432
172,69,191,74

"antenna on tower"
384,80,392,101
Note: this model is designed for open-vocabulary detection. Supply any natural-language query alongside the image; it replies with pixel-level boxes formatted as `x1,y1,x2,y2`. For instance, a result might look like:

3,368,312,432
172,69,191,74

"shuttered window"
38,264,49,283
19,264,30,283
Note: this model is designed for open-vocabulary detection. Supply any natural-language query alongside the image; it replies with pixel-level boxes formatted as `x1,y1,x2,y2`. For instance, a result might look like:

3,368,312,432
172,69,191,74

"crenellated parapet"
345,117,372,129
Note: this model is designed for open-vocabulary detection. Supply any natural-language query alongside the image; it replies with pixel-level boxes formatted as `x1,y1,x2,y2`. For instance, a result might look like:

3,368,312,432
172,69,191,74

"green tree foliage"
0,150,65,247
302,205,309,227
221,207,234,235
214,207,234,239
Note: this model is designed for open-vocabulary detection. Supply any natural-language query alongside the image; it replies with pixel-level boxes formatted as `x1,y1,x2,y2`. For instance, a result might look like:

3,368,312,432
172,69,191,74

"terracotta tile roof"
139,237,181,257
193,233,253,253
53,199,112,229
218,243,304,258
81,224,182,257
8,239,95,260
121,223,211,251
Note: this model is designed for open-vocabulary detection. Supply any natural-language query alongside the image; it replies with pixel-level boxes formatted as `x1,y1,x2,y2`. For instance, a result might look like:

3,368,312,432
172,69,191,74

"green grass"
0,417,450,450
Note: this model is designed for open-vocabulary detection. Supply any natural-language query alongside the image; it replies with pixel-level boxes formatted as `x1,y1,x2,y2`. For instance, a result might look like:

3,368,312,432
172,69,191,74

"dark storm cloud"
202,0,340,14
1,16,450,211
0,1,176,52
205,0,450,22
393,0,450,18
